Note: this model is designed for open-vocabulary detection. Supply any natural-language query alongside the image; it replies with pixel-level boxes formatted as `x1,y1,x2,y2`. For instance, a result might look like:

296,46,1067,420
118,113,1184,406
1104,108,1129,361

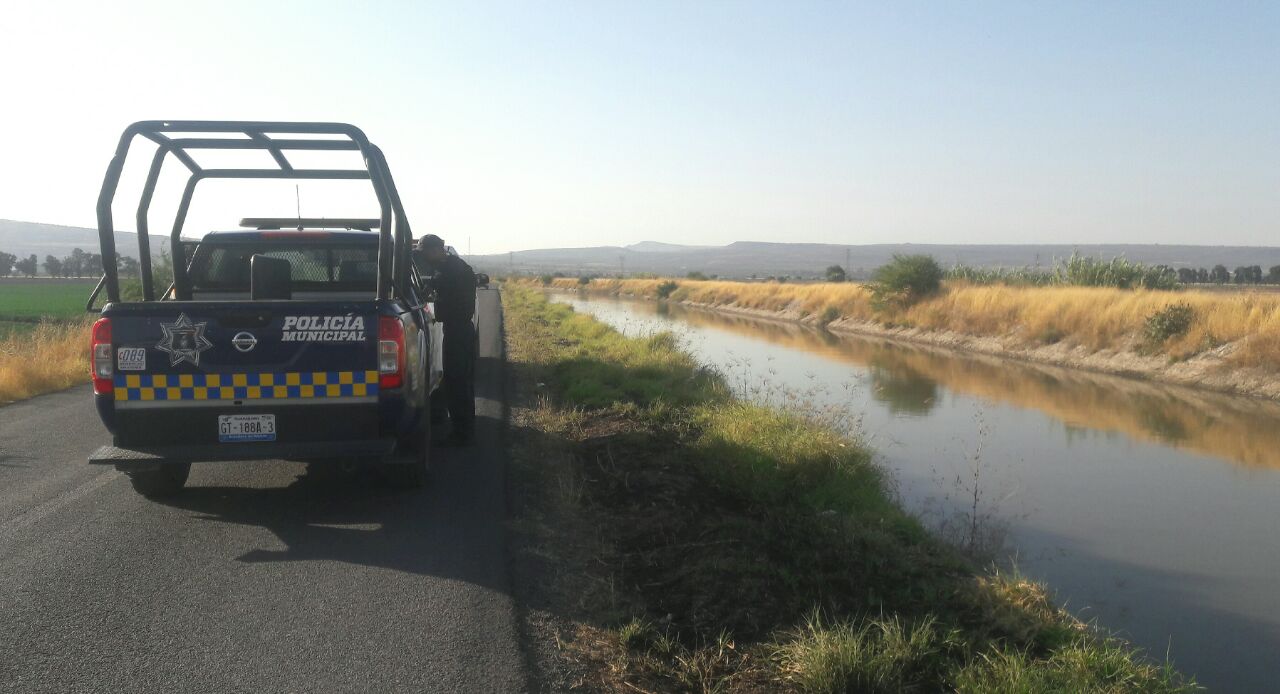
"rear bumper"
88,438,399,467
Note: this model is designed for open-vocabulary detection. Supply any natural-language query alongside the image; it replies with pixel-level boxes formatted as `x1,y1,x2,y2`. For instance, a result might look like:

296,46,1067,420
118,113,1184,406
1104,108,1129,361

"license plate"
218,414,276,442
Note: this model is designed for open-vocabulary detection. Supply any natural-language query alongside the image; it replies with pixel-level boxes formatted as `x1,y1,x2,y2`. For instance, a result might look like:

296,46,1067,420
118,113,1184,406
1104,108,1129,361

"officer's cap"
417,234,445,251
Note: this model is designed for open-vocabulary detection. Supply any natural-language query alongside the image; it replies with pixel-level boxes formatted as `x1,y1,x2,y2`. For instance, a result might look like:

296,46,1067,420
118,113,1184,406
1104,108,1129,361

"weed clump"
777,613,953,693
1144,303,1195,344
655,280,679,299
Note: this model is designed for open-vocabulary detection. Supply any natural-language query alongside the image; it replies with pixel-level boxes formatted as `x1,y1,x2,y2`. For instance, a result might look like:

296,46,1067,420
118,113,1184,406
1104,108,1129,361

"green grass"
777,612,955,693
0,280,98,321
504,285,1195,693
947,253,1180,290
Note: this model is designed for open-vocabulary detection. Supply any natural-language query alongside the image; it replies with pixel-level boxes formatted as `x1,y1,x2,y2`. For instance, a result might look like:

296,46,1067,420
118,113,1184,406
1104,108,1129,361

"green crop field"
0,279,99,321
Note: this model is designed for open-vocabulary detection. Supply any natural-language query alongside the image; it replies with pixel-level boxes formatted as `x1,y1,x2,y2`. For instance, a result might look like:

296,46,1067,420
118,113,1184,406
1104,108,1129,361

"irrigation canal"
550,290,1280,692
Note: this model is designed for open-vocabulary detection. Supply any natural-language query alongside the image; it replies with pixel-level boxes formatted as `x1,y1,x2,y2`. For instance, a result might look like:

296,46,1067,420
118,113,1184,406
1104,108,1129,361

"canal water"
550,291,1280,692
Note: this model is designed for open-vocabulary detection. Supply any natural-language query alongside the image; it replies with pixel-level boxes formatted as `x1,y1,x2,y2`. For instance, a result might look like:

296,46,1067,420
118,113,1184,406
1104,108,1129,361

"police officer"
413,234,477,445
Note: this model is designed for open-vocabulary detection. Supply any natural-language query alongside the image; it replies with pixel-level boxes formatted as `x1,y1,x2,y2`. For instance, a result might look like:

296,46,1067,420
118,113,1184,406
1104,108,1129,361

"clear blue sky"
1,1,1276,253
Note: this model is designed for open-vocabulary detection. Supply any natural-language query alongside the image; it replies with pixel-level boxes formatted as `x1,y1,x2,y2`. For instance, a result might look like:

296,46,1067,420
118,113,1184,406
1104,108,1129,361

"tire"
127,463,191,497
386,404,431,490
430,389,449,424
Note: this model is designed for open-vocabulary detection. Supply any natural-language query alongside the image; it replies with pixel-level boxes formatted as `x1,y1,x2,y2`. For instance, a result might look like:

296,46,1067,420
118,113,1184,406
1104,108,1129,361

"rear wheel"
127,463,191,497
385,407,431,489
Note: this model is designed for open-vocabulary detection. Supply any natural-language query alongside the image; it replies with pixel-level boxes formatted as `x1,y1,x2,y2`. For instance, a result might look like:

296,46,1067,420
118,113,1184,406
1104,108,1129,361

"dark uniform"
415,250,477,440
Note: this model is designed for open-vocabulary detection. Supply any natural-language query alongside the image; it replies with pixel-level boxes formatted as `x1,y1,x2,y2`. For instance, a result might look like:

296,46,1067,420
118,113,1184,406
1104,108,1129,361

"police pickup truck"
86,121,440,496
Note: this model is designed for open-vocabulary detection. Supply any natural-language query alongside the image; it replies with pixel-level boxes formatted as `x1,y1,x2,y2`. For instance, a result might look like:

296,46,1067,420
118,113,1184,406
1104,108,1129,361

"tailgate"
104,301,381,447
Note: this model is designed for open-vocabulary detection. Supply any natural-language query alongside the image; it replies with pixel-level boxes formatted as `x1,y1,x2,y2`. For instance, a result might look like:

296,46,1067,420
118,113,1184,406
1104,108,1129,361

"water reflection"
552,290,1280,691
575,292,1280,471
868,357,940,416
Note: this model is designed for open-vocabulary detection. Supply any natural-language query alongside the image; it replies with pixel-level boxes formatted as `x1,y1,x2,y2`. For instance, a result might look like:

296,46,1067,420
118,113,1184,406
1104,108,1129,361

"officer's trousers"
441,321,476,436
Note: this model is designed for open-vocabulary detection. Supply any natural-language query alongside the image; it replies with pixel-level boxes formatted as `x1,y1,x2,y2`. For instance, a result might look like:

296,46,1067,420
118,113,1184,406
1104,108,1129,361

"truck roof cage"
239,218,381,231
96,121,414,303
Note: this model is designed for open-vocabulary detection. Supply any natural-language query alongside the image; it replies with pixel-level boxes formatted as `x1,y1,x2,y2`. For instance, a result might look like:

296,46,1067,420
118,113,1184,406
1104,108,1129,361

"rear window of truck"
189,243,378,292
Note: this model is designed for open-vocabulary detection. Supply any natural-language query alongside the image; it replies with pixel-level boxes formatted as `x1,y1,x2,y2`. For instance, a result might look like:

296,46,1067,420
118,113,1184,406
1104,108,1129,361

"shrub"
577,276,591,286
820,305,841,325
872,255,943,307
686,271,708,280
1144,303,1195,344
825,265,847,283
655,280,679,299
539,274,554,286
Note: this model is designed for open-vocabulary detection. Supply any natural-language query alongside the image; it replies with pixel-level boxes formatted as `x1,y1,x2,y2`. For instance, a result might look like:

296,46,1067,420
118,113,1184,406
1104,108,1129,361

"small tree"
1269,266,1280,284
1210,264,1230,284
64,247,87,277
825,264,847,282
1177,267,1198,284
0,251,15,277
872,254,943,307
118,255,140,278
43,255,63,278
15,254,37,277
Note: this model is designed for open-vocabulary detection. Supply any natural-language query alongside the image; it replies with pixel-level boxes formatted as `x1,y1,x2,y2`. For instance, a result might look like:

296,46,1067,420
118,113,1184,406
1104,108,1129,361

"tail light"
90,318,113,395
378,316,405,389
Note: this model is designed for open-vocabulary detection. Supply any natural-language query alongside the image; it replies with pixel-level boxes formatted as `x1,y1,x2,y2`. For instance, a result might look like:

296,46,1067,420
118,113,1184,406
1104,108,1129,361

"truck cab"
87,122,438,495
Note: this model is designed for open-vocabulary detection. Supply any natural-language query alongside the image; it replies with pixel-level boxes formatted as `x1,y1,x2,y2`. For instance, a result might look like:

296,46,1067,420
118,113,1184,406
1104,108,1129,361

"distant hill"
624,241,715,254
0,219,169,275
6,219,1279,282
468,241,1280,280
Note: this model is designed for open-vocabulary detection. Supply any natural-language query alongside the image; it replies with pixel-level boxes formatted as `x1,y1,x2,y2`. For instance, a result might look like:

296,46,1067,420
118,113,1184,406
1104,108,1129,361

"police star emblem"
156,313,213,366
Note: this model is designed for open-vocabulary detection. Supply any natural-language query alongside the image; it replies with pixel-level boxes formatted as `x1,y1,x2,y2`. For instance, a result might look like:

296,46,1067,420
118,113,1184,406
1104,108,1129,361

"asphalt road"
0,289,525,693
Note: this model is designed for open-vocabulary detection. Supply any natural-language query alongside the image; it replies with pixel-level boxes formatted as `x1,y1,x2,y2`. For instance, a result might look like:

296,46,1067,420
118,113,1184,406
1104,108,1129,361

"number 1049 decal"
117,347,146,371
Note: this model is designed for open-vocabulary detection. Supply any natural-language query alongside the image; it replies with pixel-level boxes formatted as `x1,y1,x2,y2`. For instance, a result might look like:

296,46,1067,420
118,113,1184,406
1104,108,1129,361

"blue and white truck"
85,121,440,496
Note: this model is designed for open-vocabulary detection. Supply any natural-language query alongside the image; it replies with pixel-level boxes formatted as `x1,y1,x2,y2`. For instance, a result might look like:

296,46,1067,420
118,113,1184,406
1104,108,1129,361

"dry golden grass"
538,278,1280,370
0,320,92,403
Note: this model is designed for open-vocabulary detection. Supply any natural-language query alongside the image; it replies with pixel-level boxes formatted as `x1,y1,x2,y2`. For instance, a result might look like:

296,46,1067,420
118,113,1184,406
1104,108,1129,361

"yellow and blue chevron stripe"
112,371,380,401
